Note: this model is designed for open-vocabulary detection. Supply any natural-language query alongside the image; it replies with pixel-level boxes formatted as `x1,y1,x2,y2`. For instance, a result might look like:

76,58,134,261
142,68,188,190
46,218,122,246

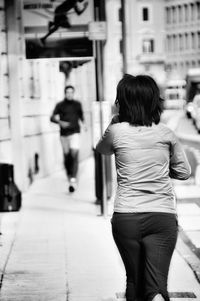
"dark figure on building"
41,0,88,44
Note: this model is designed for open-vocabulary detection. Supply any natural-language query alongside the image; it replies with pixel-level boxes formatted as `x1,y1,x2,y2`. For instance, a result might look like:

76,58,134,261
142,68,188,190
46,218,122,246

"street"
162,109,197,136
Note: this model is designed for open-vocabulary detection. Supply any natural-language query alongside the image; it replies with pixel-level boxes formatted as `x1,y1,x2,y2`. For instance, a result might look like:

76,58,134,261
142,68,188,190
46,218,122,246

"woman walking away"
96,74,191,301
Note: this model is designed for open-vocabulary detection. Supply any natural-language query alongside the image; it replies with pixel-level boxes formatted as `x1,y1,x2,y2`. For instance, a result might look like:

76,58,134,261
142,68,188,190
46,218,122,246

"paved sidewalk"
0,157,200,300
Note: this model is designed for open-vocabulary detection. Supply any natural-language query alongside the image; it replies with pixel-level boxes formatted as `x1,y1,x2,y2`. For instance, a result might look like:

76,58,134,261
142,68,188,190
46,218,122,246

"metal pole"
94,0,107,217
121,0,127,74
97,42,107,218
5,0,26,191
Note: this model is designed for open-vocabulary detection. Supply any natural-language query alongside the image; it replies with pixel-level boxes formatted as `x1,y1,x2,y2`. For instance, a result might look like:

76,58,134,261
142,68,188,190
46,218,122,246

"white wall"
0,0,12,163
0,0,94,190
104,0,123,104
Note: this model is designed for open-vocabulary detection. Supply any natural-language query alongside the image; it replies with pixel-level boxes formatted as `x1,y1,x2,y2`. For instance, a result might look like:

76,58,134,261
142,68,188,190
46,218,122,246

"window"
198,32,200,49
185,33,189,49
166,35,170,52
179,34,183,50
142,7,149,21
166,64,171,72
169,36,172,52
191,32,195,49
180,62,184,70
192,61,196,67
173,35,177,51
197,3,200,20
172,6,176,23
166,7,169,24
178,5,182,23
184,4,188,22
186,61,190,69
142,39,154,53
191,3,195,21
168,35,172,52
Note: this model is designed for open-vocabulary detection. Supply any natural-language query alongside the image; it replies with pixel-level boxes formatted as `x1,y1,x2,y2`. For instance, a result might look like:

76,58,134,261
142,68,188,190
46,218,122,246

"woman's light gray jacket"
96,115,191,214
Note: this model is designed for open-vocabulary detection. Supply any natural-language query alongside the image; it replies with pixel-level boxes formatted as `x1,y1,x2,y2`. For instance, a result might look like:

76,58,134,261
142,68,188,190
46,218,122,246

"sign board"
92,101,111,148
88,21,107,40
23,0,94,59
25,37,93,59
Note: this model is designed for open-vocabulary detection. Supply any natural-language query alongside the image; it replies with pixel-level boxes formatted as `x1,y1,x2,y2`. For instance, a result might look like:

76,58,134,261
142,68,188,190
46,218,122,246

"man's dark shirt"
53,99,84,136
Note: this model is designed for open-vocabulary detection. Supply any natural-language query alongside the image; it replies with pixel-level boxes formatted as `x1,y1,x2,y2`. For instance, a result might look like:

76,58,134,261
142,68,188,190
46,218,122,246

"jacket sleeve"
78,102,84,122
96,124,114,155
169,132,191,180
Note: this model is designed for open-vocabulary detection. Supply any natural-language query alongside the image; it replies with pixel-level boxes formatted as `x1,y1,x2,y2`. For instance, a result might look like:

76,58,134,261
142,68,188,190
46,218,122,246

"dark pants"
111,212,178,301
64,150,79,178
60,135,80,179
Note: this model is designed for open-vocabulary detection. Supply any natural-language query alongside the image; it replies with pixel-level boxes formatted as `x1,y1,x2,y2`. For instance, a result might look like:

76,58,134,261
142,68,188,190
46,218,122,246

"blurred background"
0,0,199,190
0,1,200,300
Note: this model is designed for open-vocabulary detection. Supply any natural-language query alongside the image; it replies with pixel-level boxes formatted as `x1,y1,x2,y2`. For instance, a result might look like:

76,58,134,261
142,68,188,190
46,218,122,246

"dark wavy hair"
115,74,164,126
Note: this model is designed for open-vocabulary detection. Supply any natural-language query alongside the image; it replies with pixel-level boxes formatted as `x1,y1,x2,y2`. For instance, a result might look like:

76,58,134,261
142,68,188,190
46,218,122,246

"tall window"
166,7,169,24
142,7,149,21
191,32,195,49
168,35,172,52
185,33,189,49
190,3,195,21
197,3,200,20
142,39,154,53
179,34,183,50
172,6,176,23
198,32,200,49
178,5,182,23
184,4,188,22
173,35,177,51
166,35,170,52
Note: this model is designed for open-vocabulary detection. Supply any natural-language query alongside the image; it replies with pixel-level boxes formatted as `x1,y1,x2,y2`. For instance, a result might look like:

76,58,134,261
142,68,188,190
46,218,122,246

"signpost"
88,21,107,41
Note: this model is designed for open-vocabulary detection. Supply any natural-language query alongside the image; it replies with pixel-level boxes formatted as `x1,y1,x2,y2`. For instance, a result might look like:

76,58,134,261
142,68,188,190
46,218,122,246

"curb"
168,113,200,287
176,231,200,285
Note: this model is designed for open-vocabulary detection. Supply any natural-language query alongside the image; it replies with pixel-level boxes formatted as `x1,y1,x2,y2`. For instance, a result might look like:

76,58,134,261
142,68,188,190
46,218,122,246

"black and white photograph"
0,0,200,300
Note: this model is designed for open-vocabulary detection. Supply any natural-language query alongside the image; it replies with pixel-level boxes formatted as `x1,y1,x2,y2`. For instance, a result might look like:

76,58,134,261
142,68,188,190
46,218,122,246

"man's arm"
50,104,60,124
50,105,70,128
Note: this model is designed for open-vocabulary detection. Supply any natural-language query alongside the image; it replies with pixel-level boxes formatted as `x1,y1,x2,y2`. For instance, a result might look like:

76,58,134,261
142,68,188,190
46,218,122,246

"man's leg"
60,136,71,179
68,134,80,192
40,24,59,44
70,149,79,178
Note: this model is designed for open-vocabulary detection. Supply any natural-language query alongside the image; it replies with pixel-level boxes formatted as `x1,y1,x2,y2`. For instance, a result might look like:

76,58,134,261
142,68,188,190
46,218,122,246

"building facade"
164,0,200,80
104,0,200,88
124,0,166,86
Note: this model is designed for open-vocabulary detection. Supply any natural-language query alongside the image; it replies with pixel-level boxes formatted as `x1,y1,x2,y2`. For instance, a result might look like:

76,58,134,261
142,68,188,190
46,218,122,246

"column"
5,0,26,190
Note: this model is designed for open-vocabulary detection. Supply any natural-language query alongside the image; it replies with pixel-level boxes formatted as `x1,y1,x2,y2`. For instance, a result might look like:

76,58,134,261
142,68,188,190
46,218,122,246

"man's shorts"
60,134,80,153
